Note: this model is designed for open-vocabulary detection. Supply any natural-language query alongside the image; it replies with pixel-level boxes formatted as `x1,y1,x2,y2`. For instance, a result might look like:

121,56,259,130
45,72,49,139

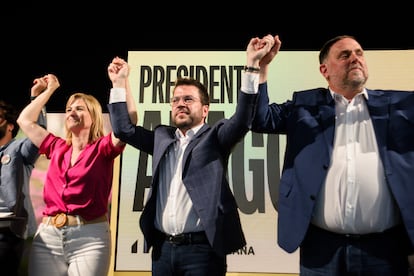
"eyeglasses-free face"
170,95,200,106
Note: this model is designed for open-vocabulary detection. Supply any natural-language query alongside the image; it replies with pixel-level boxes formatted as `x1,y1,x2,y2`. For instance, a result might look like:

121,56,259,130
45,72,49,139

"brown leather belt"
42,214,108,228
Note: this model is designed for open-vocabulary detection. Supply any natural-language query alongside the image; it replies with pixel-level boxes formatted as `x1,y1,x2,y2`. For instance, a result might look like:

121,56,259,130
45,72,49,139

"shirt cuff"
241,71,259,94
109,88,126,103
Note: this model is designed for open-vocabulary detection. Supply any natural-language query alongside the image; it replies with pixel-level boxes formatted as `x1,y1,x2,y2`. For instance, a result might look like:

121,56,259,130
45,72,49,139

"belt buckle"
52,213,67,228
345,233,361,239
168,234,186,244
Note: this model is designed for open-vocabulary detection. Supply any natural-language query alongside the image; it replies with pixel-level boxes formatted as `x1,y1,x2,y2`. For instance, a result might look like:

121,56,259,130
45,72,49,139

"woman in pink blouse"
17,67,136,276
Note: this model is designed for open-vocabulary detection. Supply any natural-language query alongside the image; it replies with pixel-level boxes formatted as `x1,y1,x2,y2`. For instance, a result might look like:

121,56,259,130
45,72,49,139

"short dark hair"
173,77,210,106
0,100,19,137
319,35,357,64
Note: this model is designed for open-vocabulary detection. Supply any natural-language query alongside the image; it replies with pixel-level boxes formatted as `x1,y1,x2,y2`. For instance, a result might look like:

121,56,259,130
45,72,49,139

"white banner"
91,50,413,274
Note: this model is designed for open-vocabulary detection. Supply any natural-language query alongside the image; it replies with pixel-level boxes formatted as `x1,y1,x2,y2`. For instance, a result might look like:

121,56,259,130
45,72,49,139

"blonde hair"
65,92,104,145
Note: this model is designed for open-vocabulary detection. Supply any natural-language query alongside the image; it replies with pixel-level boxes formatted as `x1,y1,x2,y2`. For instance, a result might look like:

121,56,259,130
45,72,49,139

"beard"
172,110,192,129
345,69,368,88
0,124,7,140
174,119,191,130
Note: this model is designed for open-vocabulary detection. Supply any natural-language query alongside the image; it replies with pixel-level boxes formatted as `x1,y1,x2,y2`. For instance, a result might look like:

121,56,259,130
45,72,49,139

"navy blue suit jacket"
108,91,257,257
251,82,414,253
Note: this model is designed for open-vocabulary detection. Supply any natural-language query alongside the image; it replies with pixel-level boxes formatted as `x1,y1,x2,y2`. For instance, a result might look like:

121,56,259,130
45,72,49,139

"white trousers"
28,221,111,276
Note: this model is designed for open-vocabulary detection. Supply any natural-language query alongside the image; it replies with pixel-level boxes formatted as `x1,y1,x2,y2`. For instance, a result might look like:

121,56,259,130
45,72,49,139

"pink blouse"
39,133,125,220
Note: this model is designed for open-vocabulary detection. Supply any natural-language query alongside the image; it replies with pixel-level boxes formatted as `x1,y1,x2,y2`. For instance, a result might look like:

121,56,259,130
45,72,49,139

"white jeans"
28,221,111,276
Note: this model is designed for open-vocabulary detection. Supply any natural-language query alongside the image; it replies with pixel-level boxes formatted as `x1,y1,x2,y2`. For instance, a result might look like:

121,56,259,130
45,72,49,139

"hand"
259,35,281,67
31,75,48,97
246,34,278,67
31,74,60,97
46,74,60,91
108,56,129,87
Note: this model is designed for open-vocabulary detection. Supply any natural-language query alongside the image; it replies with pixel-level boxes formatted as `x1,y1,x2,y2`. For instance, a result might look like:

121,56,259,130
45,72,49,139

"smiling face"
319,37,369,98
65,98,92,133
63,92,104,144
170,84,209,134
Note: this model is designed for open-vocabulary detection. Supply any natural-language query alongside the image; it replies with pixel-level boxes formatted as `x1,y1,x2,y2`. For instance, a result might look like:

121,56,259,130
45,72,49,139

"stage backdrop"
27,49,414,276
111,49,414,275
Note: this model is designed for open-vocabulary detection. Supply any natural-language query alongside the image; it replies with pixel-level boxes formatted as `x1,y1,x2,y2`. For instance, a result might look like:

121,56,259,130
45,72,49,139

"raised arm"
17,74,60,147
241,34,278,95
258,35,282,83
30,75,48,129
107,56,138,145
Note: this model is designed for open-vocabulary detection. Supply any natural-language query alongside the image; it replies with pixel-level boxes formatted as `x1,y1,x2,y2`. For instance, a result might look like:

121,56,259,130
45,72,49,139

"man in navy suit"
107,35,276,275
251,34,414,275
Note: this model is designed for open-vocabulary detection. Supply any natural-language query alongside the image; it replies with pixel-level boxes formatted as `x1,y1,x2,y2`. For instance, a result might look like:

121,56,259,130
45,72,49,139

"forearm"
125,80,138,125
31,97,47,129
110,84,137,125
241,71,259,94
19,90,51,125
17,90,52,146
259,64,269,84
108,56,138,126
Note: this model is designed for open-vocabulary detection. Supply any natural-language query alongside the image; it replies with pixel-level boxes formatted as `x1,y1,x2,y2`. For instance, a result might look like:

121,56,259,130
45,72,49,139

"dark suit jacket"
108,91,258,257
251,82,414,253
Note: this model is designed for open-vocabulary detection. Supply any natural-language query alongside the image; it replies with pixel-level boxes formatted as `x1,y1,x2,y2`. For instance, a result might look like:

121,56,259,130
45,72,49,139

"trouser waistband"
42,214,107,228
162,231,209,245
309,224,404,239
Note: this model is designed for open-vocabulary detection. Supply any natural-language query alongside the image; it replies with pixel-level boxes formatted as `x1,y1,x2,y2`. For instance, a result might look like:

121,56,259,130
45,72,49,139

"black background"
3,3,413,112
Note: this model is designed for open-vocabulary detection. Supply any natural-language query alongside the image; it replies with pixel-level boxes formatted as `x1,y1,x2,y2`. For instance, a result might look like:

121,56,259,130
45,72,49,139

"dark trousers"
151,230,226,276
0,228,25,276
300,224,411,276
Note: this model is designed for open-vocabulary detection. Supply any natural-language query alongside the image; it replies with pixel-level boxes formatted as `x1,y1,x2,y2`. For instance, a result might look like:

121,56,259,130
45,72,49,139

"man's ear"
7,122,14,133
202,105,209,119
319,64,329,80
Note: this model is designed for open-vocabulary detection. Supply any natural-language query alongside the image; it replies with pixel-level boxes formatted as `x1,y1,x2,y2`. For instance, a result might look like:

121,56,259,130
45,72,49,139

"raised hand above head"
31,74,60,97
259,35,281,67
108,56,129,88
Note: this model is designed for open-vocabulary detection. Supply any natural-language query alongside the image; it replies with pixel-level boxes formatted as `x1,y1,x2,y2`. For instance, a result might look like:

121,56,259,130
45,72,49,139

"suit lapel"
153,127,177,175
365,90,389,154
320,90,336,157
182,124,210,171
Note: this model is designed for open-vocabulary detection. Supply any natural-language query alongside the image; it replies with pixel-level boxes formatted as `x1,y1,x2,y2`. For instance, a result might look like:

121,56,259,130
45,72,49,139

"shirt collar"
329,88,369,101
175,124,204,140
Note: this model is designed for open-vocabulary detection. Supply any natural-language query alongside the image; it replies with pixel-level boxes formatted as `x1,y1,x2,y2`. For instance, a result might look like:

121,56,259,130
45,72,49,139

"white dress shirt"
155,127,204,235
311,89,401,234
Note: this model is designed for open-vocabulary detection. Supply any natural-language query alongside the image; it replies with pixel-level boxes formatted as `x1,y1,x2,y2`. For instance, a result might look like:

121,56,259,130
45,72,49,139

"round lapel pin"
1,154,11,165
